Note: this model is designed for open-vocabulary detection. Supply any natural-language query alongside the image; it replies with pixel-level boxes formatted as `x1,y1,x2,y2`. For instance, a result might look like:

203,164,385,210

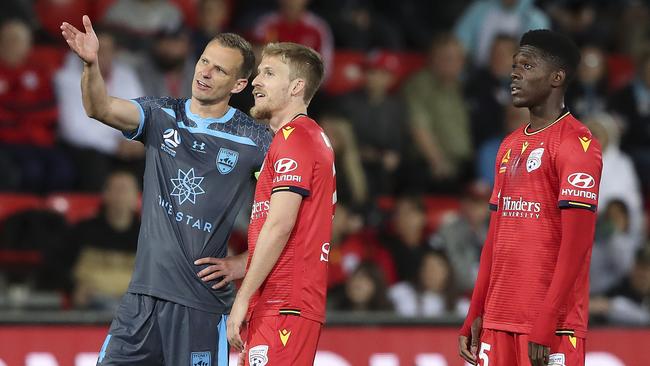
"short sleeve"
557,133,603,211
489,143,511,211
123,96,157,141
270,128,314,197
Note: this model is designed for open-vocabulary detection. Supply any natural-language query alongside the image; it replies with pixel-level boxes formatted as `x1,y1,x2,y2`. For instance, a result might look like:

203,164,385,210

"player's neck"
269,104,307,133
189,97,231,119
528,97,566,131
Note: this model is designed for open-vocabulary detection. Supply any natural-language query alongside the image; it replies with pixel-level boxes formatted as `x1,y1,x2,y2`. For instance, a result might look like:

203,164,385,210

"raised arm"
60,16,141,133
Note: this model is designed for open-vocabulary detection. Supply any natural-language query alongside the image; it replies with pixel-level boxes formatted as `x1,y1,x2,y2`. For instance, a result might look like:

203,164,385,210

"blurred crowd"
1,0,650,325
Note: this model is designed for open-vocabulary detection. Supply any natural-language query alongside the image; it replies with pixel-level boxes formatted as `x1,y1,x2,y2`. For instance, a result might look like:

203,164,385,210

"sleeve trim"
559,200,596,212
123,99,145,140
272,186,310,197
488,203,498,211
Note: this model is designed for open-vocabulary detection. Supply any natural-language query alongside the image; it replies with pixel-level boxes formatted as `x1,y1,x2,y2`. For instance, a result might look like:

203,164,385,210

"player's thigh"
97,293,164,366
245,315,322,366
157,301,228,366
548,335,585,366
478,329,518,366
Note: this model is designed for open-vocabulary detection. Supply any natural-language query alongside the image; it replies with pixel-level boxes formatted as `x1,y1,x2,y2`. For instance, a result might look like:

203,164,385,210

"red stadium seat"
0,194,43,222
423,195,461,232
44,193,102,224
607,54,635,92
35,0,90,40
393,52,426,88
324,51,366,95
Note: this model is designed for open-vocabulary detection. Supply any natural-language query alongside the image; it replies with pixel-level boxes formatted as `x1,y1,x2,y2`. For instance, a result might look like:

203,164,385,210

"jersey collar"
524,107,570,136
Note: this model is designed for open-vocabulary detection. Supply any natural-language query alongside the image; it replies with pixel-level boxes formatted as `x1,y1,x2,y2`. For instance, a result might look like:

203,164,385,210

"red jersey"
484,111,602,338
247,116,335,323
0,56,58,147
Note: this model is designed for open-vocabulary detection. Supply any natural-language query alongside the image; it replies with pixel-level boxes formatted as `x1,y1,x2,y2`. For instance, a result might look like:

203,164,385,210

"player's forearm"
235,222,293,300
460,211,497,335
81,62,110,121
529,209,596,345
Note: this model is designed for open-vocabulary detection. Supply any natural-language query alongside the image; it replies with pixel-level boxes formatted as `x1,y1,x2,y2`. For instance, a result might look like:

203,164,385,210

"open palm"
60,15,99,64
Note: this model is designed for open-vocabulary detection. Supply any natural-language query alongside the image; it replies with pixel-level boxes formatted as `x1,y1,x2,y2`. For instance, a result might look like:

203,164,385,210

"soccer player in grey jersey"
61,16,272,366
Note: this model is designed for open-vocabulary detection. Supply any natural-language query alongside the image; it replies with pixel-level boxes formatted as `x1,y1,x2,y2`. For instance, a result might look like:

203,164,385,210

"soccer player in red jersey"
226,42,335,366
458,30,603,366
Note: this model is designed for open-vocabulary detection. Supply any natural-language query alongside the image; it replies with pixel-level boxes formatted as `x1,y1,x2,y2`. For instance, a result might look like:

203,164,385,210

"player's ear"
290,78,306,98
230,78,248,94
551,69,566,88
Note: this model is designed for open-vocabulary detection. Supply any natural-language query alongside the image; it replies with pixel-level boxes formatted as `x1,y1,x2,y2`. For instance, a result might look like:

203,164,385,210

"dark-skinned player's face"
510,46,561,108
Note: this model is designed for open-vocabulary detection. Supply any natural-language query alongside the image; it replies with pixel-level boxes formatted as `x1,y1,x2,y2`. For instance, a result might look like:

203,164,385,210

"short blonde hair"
262,42,324,103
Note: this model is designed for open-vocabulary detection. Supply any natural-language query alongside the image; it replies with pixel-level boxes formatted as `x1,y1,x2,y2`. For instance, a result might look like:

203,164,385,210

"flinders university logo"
191,351,210,366
217,148,238,174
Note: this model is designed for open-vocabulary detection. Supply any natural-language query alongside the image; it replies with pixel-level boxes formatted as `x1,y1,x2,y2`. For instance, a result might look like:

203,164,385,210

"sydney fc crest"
191,351,210,366
217,148,238,174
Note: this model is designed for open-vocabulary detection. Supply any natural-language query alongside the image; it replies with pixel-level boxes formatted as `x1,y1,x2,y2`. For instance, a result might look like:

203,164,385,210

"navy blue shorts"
97,293,229,366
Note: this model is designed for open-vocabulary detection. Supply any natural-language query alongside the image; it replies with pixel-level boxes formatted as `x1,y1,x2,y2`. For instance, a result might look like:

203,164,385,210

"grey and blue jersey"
125,97,272,314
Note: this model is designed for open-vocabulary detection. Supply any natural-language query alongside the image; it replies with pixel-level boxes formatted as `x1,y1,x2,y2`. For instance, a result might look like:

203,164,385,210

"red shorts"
244,315,322,366
478,329,585,366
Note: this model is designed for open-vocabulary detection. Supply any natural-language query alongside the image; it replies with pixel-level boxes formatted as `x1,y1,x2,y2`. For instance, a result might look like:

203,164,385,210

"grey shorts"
96,293,229,366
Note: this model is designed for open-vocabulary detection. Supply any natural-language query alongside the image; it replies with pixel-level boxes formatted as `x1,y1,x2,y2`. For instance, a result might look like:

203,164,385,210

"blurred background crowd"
0,0,649,326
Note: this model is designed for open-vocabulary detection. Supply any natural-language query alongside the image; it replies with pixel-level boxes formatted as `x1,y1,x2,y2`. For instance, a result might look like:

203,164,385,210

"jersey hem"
483,320,587,338
127,284,232,314
250,308,324,324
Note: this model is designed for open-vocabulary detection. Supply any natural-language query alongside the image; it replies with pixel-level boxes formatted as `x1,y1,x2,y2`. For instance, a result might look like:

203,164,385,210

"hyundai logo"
568,172,595,189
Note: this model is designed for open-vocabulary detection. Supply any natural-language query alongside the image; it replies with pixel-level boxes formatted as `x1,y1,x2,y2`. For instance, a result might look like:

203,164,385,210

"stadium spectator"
402,34,472,192
566,45,608,118
429,181,491,293
55,27,145,191
454,0,550,67
607,49,650,191
326,0,403,50
338,51,405,198
253,0,334,77
476,104,528,185
389,249,468,317
102,0,184,50
136,25,194,98
0,18,74,193
465,33,518,146
320,114,368,206
545,0,608,47
63,171,140,310
381,195,428,283
591,246,650,325
329,261,393,313
327,203,397,288
591,199,641,295
192,0,232,59
584,113,644,239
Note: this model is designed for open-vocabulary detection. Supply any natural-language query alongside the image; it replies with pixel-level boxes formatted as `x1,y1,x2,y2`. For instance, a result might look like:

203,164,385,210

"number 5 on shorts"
478,342,491,366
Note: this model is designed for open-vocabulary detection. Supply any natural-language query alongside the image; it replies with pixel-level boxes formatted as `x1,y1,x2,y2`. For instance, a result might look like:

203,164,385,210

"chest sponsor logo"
216,148,238,174
274,158,298,174
249,345,269,366
191,351,211,366
526,147,544,172
161,128,181,157
170,168,205,205
251,200,270,220
501,196,541,219
568,172,595,189
192,141,206,153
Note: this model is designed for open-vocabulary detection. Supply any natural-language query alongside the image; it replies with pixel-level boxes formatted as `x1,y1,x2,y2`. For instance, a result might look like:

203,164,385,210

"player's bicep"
101,97,143,135
557,135,603,211
266,191,303,234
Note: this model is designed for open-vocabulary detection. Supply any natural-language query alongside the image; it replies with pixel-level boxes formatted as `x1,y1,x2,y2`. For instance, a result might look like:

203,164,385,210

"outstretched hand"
60,15,99,64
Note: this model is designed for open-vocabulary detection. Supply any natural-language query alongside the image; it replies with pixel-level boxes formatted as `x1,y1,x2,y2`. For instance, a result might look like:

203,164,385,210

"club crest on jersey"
249,345,269,366
526,148,545,172
216,148,238,174
548,353,566,366
191,351,211,366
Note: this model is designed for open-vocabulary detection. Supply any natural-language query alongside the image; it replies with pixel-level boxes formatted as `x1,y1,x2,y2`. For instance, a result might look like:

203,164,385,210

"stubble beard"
250,105,272,120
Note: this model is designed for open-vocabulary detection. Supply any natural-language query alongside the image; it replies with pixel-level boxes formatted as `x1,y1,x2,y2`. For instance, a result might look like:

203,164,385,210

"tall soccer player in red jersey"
226,42,335,366
458,30,603,366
